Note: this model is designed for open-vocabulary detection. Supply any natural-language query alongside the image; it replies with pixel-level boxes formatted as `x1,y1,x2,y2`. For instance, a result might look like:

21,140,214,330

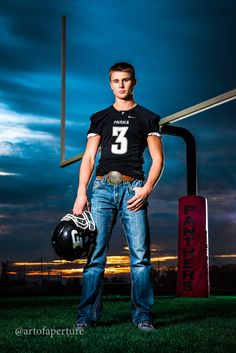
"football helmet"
51,211,97,261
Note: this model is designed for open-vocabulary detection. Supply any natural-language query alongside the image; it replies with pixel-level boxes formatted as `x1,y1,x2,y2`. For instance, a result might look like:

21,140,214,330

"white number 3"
111,126,128,154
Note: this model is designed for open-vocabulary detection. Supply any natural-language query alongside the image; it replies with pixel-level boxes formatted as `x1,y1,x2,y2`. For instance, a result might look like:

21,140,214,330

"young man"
73,62,164,331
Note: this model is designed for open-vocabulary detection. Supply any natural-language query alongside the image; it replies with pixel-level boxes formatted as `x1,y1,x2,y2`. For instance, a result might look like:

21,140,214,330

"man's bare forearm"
143,136,164,194
73,135,100,214
144,158,164,193
77,155,95,195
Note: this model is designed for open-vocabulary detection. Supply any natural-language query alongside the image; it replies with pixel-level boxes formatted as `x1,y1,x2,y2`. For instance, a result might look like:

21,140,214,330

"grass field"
0,295,235,353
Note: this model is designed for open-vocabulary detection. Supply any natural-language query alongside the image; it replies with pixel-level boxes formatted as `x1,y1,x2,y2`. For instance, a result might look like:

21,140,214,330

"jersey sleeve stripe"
87,133,99,139
147,132,161,137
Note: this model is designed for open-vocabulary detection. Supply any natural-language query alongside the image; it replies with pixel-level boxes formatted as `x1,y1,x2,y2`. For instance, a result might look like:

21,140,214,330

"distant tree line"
1,263,236,295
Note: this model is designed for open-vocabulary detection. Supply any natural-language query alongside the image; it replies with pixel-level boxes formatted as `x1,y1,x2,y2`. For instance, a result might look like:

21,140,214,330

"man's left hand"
127,185,152,212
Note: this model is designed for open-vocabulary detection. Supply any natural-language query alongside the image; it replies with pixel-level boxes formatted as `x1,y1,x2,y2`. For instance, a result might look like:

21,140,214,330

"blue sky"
0,0,235,266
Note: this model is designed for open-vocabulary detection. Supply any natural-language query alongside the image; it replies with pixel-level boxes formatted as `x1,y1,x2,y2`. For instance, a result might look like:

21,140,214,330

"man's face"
110,71,136,100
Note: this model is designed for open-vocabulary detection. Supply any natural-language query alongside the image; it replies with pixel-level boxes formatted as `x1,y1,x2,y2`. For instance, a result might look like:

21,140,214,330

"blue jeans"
77,176,154,325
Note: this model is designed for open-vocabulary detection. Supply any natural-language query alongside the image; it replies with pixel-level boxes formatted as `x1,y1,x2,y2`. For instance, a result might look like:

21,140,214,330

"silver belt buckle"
106,171,122,185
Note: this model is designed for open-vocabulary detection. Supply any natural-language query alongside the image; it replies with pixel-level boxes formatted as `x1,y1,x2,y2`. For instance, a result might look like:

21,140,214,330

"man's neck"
113,98,137,111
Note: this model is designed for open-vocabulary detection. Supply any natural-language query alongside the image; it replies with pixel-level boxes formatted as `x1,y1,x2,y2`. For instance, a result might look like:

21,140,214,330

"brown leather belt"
97,171,134,185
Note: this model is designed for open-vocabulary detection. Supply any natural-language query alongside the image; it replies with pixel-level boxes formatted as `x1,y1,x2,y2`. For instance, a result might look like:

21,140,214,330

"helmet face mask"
51,212,97,261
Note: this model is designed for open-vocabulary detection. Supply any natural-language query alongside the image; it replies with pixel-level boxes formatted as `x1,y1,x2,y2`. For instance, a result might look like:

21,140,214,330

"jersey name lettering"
113,120,129,125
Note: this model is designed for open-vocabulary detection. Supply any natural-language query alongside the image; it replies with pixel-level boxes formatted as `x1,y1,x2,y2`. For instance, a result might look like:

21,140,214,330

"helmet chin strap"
61,211,96,232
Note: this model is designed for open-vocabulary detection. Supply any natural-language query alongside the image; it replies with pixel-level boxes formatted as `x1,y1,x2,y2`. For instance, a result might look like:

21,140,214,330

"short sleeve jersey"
87,104,161,180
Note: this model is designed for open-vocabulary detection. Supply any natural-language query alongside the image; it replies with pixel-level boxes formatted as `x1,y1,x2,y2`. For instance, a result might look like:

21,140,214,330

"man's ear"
110,82,113,90
132,79,137,89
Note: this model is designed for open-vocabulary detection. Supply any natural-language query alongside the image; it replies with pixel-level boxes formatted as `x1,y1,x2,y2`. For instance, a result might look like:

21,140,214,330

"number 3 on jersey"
111,126,128,154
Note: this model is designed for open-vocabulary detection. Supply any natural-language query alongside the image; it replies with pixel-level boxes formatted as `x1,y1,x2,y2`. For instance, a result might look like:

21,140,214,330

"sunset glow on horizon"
6,254,235,279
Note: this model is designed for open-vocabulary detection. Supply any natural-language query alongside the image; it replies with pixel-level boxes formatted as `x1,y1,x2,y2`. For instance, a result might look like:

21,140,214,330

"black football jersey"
87,104,161,180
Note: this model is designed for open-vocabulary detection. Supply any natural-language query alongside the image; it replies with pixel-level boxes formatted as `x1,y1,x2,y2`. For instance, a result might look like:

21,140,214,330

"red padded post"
177,195,210,297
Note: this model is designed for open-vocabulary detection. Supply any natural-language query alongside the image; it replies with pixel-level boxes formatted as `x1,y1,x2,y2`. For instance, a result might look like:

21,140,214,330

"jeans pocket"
127,179,143,196
92,179,103,191
128,185,135,196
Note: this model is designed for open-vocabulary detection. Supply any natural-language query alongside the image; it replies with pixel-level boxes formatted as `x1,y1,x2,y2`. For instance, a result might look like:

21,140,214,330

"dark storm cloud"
0,0,62,70
0,0,91,117
0,139,77,203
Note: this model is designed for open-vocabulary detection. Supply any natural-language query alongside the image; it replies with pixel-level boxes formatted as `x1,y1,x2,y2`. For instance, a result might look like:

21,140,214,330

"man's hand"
127,185,152,212
72,193,90,216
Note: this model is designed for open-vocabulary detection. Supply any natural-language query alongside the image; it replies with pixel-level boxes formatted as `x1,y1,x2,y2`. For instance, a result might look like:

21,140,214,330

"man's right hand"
72,193,90,216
